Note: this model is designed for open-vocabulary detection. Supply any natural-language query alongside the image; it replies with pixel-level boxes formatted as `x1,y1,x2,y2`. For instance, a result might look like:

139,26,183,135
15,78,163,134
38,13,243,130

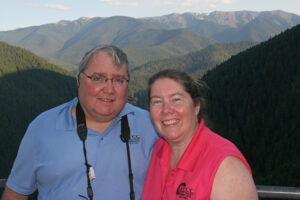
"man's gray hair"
77,45,129,79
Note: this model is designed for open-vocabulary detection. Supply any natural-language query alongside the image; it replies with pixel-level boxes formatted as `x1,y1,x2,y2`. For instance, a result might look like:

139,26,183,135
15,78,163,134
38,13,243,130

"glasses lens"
86,73,128,87
113,78,125,87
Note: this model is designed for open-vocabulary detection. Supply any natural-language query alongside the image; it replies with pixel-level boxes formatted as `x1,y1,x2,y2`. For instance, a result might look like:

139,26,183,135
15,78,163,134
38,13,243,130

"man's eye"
91,75,103,81
114,78,124,83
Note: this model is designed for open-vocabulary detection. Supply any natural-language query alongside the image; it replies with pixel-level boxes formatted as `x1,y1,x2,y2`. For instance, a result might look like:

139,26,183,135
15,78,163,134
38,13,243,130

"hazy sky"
1,0,300,31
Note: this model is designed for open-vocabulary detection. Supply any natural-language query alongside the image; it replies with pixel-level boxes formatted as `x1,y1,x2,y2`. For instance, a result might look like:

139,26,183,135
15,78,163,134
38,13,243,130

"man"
2,45,159,200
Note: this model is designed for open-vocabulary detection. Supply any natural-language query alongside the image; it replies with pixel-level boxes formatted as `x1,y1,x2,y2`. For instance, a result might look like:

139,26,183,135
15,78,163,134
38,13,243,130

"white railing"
256,185,300,199
1,179,300,199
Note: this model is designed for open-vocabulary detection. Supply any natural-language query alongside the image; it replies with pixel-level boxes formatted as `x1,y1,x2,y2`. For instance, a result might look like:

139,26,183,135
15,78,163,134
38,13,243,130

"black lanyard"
120,114,135,200
76,101,135,200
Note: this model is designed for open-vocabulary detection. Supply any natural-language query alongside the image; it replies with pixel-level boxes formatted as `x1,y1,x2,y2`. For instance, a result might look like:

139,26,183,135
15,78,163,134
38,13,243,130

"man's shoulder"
124,103,150,117
125,103,148,112
31,98,76,125
124,103,158,134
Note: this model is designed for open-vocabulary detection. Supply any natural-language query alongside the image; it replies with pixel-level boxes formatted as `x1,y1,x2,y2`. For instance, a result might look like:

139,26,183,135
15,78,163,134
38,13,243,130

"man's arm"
1,187,28,200
210,156,258,200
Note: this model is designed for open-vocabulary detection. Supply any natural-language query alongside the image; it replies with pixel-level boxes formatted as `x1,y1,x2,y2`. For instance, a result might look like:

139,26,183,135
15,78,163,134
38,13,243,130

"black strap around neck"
76,102,87,141
76,102,135,200
76,102,93,200
120,115,135,200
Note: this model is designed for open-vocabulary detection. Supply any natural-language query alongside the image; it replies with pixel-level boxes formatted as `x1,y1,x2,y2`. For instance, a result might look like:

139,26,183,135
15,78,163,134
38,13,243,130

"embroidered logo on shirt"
176,182,194,199
129,135,140,144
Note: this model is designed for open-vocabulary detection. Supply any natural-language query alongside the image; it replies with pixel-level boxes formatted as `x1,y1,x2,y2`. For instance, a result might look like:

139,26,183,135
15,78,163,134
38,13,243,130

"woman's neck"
167,140,190,179
167,122,199,177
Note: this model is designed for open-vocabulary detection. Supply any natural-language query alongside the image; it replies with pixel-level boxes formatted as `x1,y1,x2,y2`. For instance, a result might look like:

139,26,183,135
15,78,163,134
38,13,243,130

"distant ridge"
141,10,300,41
0,10,299,72
128,41,257,106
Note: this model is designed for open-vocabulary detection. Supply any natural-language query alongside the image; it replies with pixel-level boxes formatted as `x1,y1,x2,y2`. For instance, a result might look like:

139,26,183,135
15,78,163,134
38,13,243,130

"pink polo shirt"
141,120,251,200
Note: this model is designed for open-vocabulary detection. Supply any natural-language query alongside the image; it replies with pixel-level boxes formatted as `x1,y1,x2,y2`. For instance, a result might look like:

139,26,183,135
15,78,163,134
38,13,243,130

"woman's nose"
161,102,173,114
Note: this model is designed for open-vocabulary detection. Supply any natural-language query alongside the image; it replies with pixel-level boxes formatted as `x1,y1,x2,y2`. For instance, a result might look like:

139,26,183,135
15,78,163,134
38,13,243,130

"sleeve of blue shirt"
6,123,37,195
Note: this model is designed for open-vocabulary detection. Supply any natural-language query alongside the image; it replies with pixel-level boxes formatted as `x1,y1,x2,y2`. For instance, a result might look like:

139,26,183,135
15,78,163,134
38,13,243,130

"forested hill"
129,41,256,107
0,41,74,76
202,24,300,186
0,42,77,179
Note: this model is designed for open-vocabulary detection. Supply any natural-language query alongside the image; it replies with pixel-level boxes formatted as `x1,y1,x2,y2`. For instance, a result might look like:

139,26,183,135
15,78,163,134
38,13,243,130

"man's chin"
95,110,116,121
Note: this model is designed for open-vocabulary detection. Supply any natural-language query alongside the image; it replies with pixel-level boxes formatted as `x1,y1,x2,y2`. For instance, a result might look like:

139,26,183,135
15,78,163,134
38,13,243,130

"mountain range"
142,10,300,42
0,10,299,73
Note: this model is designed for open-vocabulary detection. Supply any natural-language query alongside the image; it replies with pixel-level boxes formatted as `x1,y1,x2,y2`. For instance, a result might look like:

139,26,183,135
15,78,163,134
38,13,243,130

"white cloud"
45,4,70,10
221,0,232,3
25,3,70,10
100,0,139,6
205,0,232,3
0,25,26,31
209,3,217,8
152,0,232,7
152,0,197,7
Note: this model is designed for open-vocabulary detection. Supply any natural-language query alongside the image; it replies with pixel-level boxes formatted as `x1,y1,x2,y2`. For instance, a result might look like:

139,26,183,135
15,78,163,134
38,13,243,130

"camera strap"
76,102,93,200
120,115,135,200
76,102,135,200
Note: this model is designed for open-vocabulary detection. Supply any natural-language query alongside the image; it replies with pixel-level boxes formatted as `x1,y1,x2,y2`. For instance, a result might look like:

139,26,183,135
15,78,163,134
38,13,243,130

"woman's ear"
195,101,201,116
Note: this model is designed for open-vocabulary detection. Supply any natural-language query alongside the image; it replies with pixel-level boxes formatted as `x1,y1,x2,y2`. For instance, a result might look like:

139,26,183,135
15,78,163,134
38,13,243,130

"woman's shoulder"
203,126,241,156
210,156,258,200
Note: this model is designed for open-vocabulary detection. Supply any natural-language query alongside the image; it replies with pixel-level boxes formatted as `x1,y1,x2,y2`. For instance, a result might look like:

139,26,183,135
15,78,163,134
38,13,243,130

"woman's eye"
151,100,162,106
172,98,181,103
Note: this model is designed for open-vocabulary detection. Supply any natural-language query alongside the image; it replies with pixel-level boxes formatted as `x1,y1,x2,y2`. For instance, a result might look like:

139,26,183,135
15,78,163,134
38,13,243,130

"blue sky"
1,0,300,31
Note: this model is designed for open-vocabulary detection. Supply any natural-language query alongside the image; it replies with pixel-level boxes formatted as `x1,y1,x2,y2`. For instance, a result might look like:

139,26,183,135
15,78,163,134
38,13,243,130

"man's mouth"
100,98,114,102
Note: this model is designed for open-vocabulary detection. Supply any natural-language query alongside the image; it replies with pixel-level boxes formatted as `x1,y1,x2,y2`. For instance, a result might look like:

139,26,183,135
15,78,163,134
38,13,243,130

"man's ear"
76,77,80,88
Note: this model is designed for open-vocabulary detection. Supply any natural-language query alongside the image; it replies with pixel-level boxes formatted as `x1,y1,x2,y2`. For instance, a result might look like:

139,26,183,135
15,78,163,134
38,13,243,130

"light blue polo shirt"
6,98,159,200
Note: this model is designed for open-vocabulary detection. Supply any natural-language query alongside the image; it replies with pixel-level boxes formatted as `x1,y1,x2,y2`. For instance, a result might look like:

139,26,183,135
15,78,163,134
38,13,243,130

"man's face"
78,52,128,124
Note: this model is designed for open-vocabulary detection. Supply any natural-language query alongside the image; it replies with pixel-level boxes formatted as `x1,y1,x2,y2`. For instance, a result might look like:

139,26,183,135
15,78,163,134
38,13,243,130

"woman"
142,69,258,200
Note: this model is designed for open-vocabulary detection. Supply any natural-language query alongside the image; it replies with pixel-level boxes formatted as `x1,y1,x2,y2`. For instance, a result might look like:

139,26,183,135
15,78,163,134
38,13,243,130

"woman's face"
149,78,200,145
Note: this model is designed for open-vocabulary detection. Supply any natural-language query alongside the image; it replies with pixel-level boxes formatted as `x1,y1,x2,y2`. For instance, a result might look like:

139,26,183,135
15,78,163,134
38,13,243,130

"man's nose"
103,79,115,93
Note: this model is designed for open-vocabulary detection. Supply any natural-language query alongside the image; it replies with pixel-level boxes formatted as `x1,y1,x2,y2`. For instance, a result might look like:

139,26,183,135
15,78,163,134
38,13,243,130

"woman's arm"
210,156,258,200
1,187,28,200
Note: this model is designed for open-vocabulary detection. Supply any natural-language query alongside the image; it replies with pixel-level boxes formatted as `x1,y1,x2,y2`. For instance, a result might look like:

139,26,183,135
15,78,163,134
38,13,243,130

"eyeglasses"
81,72,129,87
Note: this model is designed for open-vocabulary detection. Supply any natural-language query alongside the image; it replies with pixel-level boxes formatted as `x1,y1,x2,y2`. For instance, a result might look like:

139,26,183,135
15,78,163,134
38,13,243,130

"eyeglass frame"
80,72,129,87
